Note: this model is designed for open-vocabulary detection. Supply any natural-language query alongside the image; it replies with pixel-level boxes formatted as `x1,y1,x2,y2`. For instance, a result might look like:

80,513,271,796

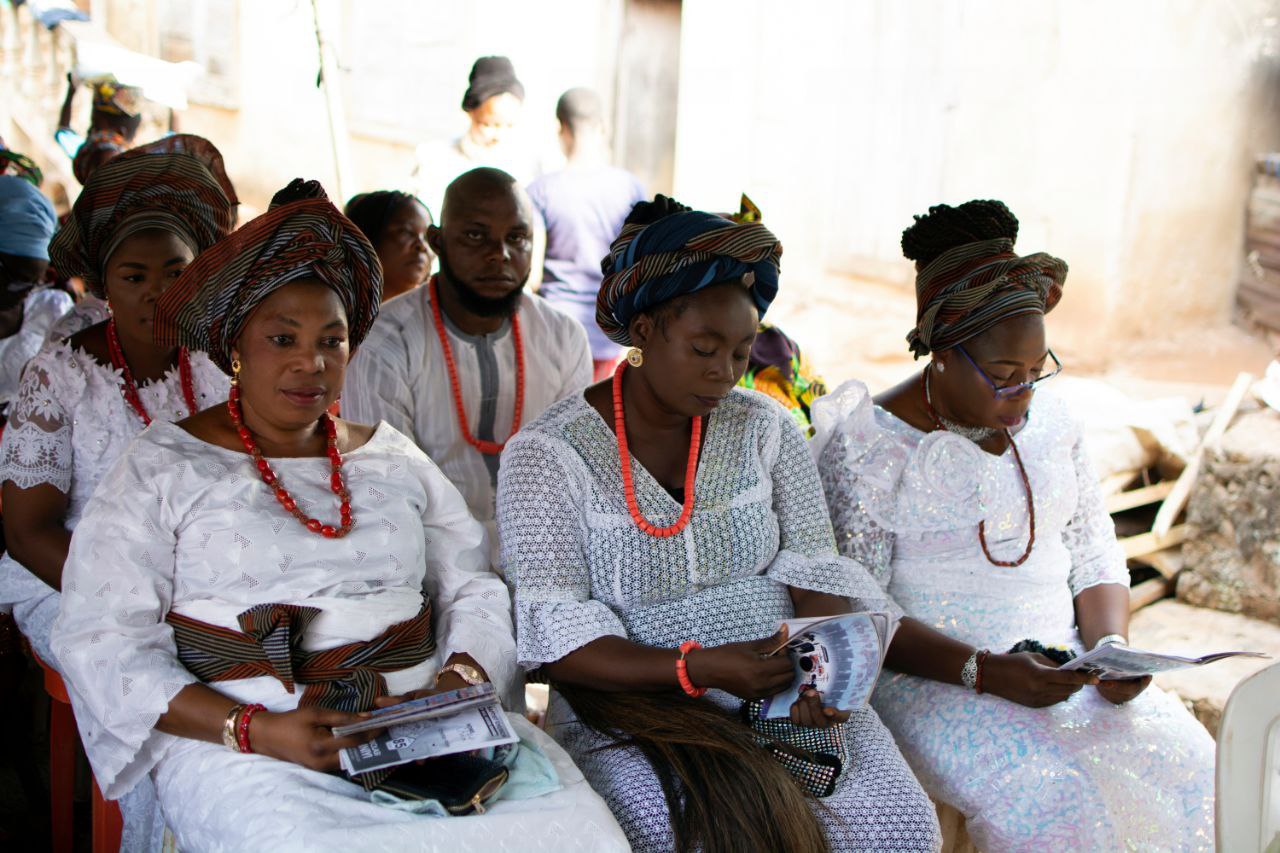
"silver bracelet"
1093,633,1128,650
960,651,980,690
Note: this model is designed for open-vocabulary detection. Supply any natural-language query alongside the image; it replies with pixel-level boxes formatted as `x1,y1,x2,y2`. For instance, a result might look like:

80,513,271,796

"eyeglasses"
955,345,1062,399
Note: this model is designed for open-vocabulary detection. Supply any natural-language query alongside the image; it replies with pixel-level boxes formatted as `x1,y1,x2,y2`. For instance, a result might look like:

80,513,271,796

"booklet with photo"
1058,644,1268,680
339,699,518,777
331,683,498,737
757,611,900,720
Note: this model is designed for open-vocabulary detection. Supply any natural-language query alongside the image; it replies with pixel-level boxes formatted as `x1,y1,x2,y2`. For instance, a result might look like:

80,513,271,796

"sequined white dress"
811,380,1216,853
500,388,942,852
51,422,629,852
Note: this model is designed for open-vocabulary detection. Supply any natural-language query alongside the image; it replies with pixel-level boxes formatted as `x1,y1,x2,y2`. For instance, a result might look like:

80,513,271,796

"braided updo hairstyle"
900,199,1019,267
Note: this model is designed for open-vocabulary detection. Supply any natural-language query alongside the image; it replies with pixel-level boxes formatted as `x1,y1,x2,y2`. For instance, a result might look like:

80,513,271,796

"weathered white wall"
673,0,1280,351
172,0,625,210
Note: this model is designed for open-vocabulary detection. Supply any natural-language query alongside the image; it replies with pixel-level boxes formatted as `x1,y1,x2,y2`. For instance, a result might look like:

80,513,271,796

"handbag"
740,698,850,798
374,751,510,815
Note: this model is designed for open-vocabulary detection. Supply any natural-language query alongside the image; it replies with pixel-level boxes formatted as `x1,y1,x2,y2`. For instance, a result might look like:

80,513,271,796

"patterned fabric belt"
167,602,436,713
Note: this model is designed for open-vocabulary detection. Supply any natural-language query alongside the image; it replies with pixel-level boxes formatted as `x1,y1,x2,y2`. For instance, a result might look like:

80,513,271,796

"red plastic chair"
33,651,123,853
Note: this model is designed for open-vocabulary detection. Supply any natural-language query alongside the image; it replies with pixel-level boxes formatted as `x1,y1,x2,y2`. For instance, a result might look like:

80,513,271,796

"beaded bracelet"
676,640,707,698
974,650,990,694
236,703,266,754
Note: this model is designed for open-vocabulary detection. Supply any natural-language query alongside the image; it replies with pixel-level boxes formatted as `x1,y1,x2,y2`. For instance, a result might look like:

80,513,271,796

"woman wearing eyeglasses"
811,200,1214,852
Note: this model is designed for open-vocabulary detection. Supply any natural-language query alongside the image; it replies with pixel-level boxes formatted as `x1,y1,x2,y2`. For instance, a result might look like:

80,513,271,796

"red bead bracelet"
676,640,707,698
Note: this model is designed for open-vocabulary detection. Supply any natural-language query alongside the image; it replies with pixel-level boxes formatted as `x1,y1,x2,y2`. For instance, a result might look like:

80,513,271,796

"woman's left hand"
789,688,849,728
1095,675,1151,705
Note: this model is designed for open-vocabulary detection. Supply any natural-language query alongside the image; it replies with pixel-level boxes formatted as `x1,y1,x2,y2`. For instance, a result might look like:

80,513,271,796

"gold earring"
625,346,644,368
230,358,241,385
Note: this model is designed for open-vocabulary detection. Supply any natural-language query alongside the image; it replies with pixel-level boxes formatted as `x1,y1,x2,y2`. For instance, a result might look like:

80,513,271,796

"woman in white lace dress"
501,197,941,853
0,135,236,665
50,186,627,852
812,200,1215,852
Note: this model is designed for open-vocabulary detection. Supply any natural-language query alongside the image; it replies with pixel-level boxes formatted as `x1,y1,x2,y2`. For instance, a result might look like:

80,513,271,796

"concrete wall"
673,0,1280,353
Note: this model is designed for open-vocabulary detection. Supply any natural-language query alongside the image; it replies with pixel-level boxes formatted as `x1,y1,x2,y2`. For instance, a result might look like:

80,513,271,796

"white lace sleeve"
412,453,517,698
763,404,902,616
1063,433,1130,596
0,349,74,493
498,432,627,669
50,442,197,799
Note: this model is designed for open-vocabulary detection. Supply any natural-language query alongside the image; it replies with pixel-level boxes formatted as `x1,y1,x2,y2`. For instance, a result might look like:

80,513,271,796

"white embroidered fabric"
50,421,627,851
0,288,73,405
44,295,111,344
52,422,517,796
811,380,1215,851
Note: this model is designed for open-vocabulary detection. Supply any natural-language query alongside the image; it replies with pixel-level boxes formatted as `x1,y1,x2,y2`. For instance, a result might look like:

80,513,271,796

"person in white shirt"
344,167,591,554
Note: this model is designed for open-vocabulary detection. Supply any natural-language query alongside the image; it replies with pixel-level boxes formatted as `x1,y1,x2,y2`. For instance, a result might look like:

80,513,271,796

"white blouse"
52,421,515,799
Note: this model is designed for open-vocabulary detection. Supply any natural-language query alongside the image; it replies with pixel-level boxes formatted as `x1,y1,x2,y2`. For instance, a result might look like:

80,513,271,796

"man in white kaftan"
344,168,591,554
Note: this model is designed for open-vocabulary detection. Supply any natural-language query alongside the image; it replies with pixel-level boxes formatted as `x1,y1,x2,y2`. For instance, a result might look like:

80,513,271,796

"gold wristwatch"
435,662,486,687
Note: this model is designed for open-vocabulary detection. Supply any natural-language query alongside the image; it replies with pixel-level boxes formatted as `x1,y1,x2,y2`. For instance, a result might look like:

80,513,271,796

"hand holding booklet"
758,612,900,719
1058,643,1268,680
335,683,518,777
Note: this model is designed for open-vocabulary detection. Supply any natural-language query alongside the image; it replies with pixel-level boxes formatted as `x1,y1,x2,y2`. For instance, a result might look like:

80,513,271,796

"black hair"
269,178,328,209
344,191,431,246
900,199,1019,267
556,87,605,133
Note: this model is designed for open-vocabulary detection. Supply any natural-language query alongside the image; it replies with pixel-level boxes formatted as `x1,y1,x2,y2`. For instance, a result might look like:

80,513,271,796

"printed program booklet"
1058,644,1268,680
758,612,900,719
336,684,519,777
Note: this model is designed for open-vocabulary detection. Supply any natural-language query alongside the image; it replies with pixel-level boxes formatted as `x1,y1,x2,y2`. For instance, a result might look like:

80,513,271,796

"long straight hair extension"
556,685,830,853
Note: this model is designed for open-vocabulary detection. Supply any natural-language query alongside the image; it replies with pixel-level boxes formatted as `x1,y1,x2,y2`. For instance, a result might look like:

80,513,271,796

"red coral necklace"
430,276,524,455
106,318,197,426
612,361,701,538
227,383,353,539
920,368,1036,567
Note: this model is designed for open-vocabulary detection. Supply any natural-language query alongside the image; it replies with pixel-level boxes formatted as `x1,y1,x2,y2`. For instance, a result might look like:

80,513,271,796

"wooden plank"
1106,481,1175,514
1151,372,1254,537
1129,576,1172,612
1100,470,1140,497
1139,548,1185,581
1121,524,1189,560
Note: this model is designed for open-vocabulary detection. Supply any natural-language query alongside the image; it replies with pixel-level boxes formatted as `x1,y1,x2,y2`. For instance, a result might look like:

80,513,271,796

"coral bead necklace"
429,276,524,455
920,368,1036,567
612,361,701,538
227,383,353,539
106,318,198,426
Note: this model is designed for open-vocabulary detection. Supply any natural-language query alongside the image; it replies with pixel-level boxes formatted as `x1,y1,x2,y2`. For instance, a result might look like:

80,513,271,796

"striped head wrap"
907,237,1066,358
154,197,383,373
52,134,237,296
596,209,782,346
